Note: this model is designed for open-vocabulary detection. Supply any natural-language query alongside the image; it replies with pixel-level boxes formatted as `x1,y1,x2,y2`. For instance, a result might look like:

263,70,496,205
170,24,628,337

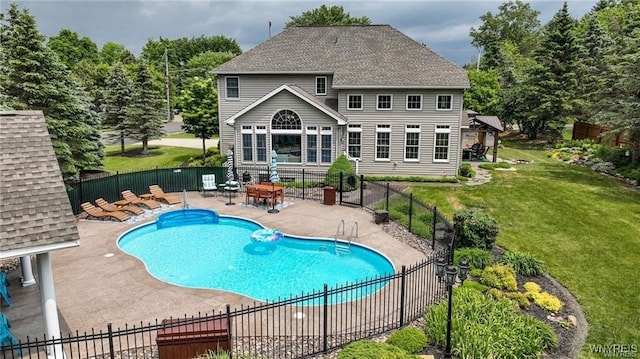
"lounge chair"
95,198,144,216
202,174,218,197
149,185,182,205
1,313,20,354
81,202,130,222
0,281,11,306
121,190,162,210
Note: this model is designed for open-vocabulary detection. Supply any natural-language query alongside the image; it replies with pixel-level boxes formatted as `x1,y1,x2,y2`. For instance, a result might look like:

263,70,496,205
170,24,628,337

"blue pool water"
117,209,394,302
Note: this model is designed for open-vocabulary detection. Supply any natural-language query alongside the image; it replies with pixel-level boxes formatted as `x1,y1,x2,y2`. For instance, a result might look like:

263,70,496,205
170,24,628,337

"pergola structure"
0,111,80,357
461,110,504,163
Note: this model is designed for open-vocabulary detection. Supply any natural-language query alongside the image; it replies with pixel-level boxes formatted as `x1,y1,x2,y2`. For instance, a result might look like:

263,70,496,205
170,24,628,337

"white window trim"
433,125,451,163
405,94,422,110
375,125,391,161
315,76,327,95
404,125,421,162
436,94,453,111
347,124,363,160
225,76,239,100
347,94,364,111
376,94,393,111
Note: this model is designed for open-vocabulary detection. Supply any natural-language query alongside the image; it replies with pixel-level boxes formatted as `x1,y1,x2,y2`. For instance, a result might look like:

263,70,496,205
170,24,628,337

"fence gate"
338,173,363,207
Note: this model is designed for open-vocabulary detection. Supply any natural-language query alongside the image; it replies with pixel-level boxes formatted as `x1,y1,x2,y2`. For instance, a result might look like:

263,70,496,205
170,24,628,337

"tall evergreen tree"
0,3,103,182
126,60,164,155
600,4,640,165
103,62,133,154
525,2,581,141
577,15,615,122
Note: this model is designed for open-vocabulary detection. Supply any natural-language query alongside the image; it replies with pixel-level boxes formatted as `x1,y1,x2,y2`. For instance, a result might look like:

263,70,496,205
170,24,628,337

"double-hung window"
404,125,420,161
320,126,332,163
256,126,267,162
226,77,239,99
377,95,392,110
436,95,453,110
316,76,327,95
241,125,253,162
406,94,422,110
375,124,391,160
434,125,451,162
307,126,318,164
347,124,362,159
347,94,363,110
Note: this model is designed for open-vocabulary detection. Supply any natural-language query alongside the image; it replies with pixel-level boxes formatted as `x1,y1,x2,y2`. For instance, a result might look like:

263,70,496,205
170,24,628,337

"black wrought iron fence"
2,256,445,359
363,181,453,249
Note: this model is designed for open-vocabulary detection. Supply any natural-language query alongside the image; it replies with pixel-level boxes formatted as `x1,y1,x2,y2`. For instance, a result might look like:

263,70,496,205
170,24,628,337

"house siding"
218,74,338,152
226,91,339,169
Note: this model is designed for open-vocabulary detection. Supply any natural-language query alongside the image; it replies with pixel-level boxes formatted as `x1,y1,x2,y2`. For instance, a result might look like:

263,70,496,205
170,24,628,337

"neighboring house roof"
225,84,348,125
0,111,80,258
462,111,504,132
214,25,469,89
475,116,504,132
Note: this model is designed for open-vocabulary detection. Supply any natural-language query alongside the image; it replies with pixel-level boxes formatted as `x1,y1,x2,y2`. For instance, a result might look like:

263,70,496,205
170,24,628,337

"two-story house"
213,25,469,177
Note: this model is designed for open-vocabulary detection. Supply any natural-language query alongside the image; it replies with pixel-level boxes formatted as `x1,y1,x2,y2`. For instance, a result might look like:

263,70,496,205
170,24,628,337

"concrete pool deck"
4,192,429,340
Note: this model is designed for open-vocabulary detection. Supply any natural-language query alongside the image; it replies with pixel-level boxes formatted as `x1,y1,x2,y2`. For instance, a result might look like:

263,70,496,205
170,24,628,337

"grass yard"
408,141,640,358
103,144,201,172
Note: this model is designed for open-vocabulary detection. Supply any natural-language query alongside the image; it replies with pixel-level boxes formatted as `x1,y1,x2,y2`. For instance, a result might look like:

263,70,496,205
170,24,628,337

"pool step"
335,243,351,255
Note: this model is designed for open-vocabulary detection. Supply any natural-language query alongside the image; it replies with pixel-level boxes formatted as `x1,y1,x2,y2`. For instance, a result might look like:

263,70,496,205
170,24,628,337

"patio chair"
202,174,218,197
81,202,131,222
1,313,20,355
95,198,144,216
0,281,11,306
469,143,483,161
245,186,260,206
149,185,182,205
121,190,162,210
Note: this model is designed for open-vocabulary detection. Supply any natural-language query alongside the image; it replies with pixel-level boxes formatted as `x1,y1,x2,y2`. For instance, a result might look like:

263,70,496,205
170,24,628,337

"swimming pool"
117,209,394,303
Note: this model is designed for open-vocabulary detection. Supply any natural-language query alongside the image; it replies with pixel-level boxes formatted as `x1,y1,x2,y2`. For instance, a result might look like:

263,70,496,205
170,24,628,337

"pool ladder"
334,220,358,255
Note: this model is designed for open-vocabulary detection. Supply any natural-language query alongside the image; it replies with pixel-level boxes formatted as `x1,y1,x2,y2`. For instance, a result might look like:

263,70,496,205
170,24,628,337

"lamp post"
434,255,469,358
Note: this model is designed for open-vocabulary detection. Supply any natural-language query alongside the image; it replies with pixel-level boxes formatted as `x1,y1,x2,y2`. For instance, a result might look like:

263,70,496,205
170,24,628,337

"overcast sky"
9,0,598,66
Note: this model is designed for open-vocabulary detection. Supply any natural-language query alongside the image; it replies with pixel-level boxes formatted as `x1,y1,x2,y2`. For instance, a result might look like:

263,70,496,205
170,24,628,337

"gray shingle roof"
214,25,469,89
0,111,80,255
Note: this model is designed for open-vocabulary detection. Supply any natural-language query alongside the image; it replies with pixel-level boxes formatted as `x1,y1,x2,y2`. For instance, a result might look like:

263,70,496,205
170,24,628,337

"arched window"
271,110,302,163
272,110,301,130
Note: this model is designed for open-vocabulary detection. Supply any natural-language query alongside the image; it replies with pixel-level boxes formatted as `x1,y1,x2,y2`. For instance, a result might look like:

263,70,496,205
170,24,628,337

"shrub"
454,248,493,270
487,287,503,299
523,281,541,294
469,268,483,278
480,264,517,291
459,163,475,178
325,154,359,192
424,287,557,358
337,340,417,359
523,281,563,313
385,327,427,354
453,209,499,250
462,280,489,293
500,251,547,276
504,291,530,309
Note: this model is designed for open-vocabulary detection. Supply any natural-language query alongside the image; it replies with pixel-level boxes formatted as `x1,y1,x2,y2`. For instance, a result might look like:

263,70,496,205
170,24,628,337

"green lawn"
408,142,640,358
102,144,201,172
163,132,197,139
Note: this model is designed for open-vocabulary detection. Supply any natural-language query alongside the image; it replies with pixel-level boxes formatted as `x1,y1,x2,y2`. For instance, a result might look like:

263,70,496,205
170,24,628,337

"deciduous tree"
178,77,218,160
286,5,370,27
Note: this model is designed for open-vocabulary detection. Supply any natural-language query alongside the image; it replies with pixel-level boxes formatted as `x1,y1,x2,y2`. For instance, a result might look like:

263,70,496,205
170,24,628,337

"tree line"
0,3,241,182
465,0,639,165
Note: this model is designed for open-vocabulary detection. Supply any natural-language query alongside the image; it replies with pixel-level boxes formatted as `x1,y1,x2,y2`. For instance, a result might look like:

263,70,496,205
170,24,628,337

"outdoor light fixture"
434,252,469,359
